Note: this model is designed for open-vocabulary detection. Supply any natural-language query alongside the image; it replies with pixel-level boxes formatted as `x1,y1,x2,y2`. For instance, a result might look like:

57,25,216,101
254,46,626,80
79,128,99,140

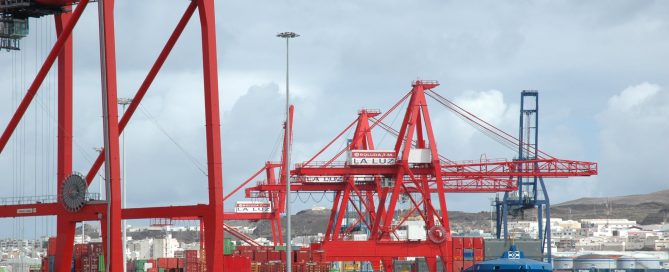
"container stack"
453,237,485,271
40,237,57,272
183,249,200,272
236,245,329,272
75,242,104,272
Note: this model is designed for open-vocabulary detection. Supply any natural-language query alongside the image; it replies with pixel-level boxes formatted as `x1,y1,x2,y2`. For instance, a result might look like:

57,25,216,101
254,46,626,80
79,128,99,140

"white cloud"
431,89,519,162
597,82,669,195
607,82,660,112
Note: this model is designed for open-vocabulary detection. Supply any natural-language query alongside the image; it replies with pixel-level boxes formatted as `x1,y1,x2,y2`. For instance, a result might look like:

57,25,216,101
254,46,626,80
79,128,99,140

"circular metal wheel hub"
61,173,88,212
428,225,447,244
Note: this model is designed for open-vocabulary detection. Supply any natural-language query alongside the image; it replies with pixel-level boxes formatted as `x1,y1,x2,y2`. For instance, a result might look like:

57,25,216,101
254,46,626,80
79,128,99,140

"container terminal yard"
1,0,668,272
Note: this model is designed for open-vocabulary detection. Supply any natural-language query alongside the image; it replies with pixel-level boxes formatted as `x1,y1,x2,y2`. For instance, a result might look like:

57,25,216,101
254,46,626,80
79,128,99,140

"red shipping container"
41,257,49,272
223,255,251,272
452,237,463,249
253,249,267,263
48,237,57,256
157,258,168,268
473,237,484,249
453,247,464,261
474,248,484,261
184,249,199,258
311,250,324,262
74,244,89,258
237,245,253,251
463,237,474,249
185,262,200,272
296,250,310,263
310,243,322,251
268,250,281,261
239,250,254,261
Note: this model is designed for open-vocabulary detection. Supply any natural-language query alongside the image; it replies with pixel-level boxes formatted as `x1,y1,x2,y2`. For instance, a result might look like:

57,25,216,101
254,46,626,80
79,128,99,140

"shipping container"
452,237,463,249
463,237,474,249
463,249,474,261
47,237,57,256
224,237,236,255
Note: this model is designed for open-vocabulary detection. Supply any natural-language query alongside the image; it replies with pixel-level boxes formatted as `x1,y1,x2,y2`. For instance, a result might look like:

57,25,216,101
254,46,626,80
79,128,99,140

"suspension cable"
138,104,208,176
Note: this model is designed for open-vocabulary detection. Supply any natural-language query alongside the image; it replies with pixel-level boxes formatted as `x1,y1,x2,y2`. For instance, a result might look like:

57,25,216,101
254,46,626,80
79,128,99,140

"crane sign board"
348,150,397,166
302,176,345,183
235,201,271,213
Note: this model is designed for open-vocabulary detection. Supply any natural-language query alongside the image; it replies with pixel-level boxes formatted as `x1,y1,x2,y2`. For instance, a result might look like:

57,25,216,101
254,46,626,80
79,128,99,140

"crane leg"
382,258,394,272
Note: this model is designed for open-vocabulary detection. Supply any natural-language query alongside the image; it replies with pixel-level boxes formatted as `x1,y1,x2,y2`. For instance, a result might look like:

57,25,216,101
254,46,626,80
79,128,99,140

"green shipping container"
224,238,235,255
98,255,104,272
135,260,147,271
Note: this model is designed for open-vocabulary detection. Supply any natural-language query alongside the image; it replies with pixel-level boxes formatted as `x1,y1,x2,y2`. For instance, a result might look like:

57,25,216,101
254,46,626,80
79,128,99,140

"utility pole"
276,31,299,272
117,97,132,272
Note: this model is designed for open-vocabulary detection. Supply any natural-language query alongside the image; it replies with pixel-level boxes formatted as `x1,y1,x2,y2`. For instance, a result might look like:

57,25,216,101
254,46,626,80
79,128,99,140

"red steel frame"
247,80,597,272
0,0,226,271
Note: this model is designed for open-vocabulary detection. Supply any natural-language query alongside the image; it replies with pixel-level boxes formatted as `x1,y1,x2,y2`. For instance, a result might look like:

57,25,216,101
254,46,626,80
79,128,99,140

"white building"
126,235,180,260
581,219,637,232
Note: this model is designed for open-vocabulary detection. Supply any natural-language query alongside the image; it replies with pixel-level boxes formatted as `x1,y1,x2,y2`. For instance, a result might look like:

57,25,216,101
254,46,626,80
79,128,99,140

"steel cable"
138,104,208,176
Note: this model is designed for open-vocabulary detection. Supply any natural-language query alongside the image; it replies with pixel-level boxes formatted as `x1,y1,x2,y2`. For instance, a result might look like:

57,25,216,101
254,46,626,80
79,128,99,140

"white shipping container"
353,234,368,241
408,148,432,163
393,230,408,241
407,225,426,241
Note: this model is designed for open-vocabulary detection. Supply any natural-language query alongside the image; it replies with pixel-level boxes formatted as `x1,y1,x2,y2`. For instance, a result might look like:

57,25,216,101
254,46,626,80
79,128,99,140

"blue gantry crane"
496,90,552,262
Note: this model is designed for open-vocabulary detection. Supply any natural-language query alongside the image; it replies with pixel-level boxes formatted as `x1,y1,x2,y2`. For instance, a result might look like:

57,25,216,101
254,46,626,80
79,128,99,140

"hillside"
245,187,669,238
125,188,669,241
556,189,669,207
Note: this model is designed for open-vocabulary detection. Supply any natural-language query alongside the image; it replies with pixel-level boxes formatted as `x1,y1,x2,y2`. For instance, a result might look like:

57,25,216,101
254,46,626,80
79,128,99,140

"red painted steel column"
382,258,394,272
54,12,76,272
0,0,90,153
98,0,123,270
197,0,225,270
324,191,342,241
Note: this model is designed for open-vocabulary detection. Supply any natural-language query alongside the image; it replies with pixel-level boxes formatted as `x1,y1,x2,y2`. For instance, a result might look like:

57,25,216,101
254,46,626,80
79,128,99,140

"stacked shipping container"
38,236,484,271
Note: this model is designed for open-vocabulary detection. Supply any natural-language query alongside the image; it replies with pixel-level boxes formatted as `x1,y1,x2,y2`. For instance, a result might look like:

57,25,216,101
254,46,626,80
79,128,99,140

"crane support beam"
224,212,275,220
122,205,207,219
196,0,225,270
248,180,517,193
293,159,597,177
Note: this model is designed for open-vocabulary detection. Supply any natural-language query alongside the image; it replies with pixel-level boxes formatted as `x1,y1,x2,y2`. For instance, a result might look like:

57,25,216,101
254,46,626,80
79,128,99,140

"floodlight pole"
277,31,299,272
118,97,132,272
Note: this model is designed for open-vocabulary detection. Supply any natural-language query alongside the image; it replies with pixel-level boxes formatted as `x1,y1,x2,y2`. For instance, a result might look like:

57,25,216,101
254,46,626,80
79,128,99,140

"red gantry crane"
247,80,597,272
222,105,294,246
0,0,226,271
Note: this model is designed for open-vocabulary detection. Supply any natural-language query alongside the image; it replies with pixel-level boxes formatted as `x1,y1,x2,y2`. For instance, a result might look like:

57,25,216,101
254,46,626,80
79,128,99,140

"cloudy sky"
1,0,668,238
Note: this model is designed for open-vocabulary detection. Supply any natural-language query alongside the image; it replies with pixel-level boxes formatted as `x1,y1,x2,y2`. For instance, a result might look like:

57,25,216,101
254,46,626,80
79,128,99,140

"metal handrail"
0,193,101,206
